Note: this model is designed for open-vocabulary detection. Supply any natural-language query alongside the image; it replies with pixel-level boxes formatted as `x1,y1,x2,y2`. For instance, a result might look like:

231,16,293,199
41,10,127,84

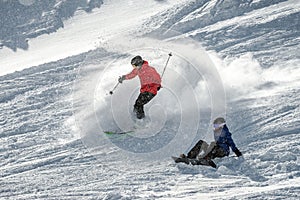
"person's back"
134,61,161,95
214,124,238,157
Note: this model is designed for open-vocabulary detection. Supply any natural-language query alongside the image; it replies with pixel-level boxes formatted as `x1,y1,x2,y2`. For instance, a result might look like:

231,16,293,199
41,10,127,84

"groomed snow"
0,0,299,199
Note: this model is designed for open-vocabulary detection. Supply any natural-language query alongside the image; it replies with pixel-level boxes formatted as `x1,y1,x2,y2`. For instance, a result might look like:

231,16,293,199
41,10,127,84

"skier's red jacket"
125,61,161,95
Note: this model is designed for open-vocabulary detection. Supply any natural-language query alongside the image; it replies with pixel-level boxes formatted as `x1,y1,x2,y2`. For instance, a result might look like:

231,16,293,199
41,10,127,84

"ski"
104,130,134,135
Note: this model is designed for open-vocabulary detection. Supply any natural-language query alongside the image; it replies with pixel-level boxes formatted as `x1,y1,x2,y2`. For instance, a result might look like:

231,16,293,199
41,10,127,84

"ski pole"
109,81,120,95
161,52,172,79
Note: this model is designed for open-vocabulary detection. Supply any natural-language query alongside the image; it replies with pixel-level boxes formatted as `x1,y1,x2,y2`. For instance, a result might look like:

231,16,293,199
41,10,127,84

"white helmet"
213,117,225,124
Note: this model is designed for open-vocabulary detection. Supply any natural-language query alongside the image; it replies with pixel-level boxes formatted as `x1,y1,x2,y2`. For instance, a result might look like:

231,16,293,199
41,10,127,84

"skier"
118,55,161,119
180,117,242,160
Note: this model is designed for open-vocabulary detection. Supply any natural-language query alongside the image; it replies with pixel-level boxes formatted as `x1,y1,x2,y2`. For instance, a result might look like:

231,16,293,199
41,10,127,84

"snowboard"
172,156,217,168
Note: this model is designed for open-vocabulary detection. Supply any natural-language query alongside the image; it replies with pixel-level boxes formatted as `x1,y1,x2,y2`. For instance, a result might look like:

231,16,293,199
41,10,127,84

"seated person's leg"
199,142,216,159
187,140,206,159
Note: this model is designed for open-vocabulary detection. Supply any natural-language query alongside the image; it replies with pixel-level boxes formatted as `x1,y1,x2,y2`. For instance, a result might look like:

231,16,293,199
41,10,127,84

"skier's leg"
187,140,209,159
134,92,155,119
204,144,226,160
196,141,209,159
213,146,227,158
201,141,209,152
202,142,217,159
133,93,143,117
198,142,216,159
207,142,216,155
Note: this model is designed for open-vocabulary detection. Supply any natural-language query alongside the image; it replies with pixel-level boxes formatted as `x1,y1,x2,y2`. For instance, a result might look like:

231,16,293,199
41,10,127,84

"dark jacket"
214,125,238,156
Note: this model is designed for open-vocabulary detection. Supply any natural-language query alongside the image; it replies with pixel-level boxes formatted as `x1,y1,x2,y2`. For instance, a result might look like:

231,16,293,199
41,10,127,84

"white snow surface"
0,0,300,199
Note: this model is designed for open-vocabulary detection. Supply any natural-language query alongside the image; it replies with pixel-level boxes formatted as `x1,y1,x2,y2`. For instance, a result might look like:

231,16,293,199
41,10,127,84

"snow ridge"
0,0,103,51
145,0,300,67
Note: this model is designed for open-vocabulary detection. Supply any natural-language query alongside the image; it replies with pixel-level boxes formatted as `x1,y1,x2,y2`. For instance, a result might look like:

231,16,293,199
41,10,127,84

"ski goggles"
213,123,225,129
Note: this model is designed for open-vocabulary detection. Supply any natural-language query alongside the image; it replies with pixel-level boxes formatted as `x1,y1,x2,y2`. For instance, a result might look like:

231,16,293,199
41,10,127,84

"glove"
118,75,126,83
234,148,242,157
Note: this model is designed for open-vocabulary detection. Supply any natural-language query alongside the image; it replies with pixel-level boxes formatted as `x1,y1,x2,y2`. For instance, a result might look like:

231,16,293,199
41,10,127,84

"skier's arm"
226,132,242,157
226,133,237,152
125,69,138,80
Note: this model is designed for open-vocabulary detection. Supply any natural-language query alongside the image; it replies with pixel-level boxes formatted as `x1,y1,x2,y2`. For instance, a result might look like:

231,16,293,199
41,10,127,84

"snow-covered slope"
0,0,299,199
0,0,104,51
145,0,300,67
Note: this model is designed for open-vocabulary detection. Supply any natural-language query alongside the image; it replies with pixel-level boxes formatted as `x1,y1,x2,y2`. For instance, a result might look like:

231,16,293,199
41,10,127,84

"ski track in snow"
0,0,300,199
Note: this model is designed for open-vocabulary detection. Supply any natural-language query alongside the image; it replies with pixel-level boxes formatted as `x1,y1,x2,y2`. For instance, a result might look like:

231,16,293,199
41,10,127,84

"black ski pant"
187,140,207,159
204,145,227,159
187,140,227,159
134,92,155,119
